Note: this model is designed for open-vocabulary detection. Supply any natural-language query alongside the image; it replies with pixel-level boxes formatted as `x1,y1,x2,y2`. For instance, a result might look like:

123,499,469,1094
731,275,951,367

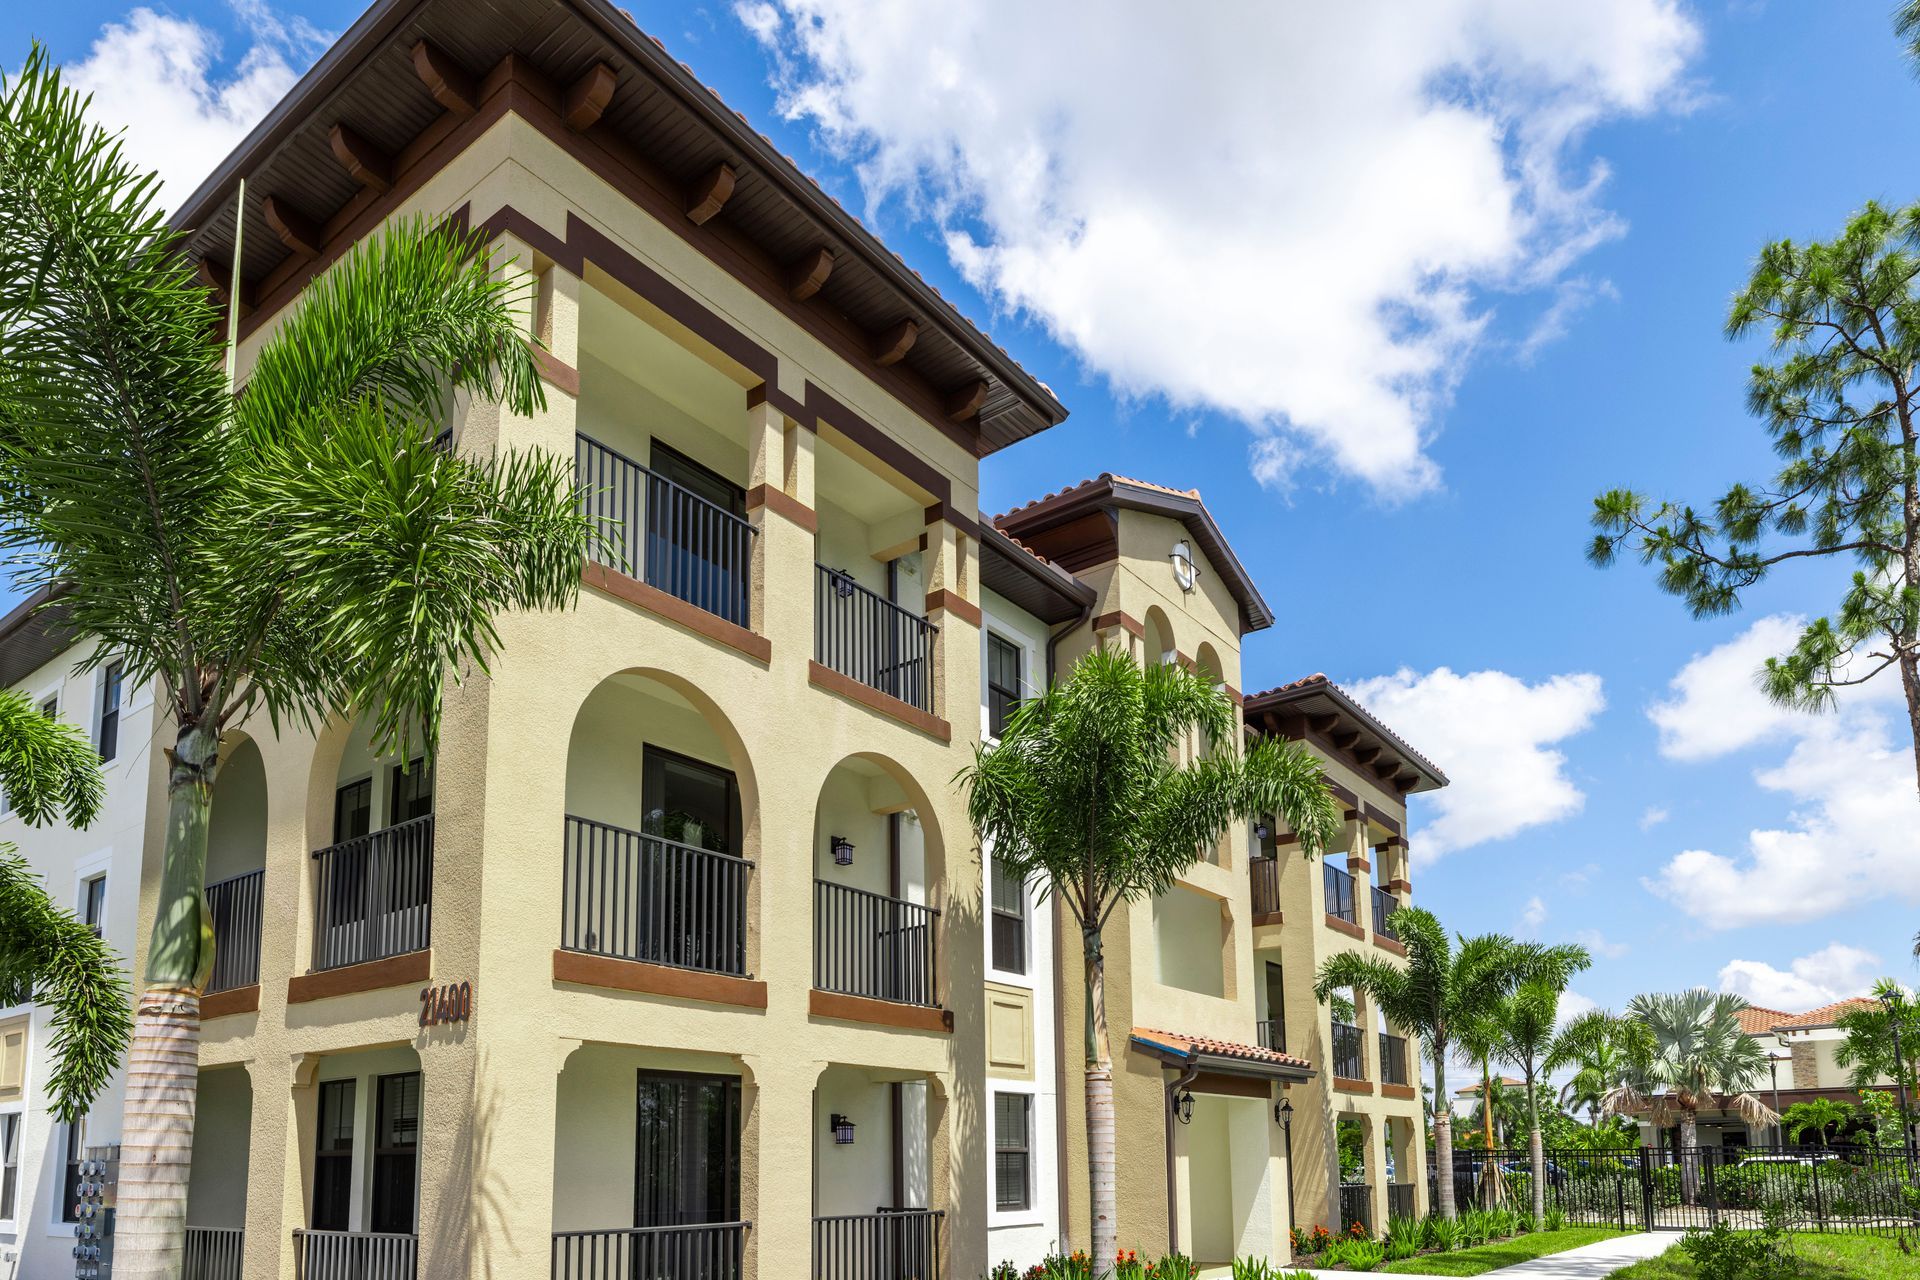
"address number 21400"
419,981,472,1027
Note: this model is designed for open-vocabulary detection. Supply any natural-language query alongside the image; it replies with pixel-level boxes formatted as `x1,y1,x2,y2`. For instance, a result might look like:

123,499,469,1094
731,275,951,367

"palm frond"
0,687,104,826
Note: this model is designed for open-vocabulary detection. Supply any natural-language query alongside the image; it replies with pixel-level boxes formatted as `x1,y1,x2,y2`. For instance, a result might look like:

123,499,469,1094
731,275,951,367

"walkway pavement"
1278,1228,1675,1279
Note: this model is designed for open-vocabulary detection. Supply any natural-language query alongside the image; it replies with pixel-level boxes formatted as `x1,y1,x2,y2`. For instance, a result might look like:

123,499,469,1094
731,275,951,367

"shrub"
1029,1252,1094,1280
1111,1251,1144,1280
1384,1216,1423,1261
1543,1206,1566,1232
987,1263,1019,1280
1321,1238,1387,1272
1230,1259,1277,1280
1676,1214,1793,1280
1145,1252,1196,1280
1422,1216,1460,1252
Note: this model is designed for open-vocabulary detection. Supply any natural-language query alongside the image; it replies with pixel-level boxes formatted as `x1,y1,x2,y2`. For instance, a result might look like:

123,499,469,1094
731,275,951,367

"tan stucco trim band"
925,590,981,628
745,483,818,533
584,562,773,662
808,989,953,1033
286,950,431,1005
551,950,769,1009
806,661,952,742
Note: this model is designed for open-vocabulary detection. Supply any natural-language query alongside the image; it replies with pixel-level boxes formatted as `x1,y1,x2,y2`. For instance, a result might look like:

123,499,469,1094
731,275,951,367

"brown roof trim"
979,525,1095,625
1129,1028,1315,1083
1246,674,1447,795
994,475,1273,633
0,585,76,690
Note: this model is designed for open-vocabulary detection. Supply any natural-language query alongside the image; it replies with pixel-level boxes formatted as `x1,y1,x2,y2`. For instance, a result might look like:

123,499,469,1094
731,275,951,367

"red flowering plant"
1347,1220,1370,1241
1309,1225,1333,1252
1111,1250,1145,1280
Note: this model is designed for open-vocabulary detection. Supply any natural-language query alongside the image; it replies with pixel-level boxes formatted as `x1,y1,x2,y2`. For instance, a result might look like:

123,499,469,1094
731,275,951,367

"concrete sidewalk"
1276,1228,1675,1279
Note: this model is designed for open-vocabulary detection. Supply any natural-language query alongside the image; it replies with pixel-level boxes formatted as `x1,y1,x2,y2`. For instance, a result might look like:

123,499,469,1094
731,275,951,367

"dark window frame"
371,1071,421,1235
634,1068,742,1228
641,744,741,856
81,875,106,934
989,858,1027,976
993,1092,1032,1212
96,662,123,762
387,758,434,826
985,632,1023,740
312,1078,357,1231
59,1116,84,1224
0,1111,19,1223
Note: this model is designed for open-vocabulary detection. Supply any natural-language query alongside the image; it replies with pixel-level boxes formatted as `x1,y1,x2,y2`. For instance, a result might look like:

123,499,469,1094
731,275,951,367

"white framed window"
992,1090,1033,1213
985,632,1023,740
80,874,107,934
989,858,1028,977
96,660,124,763
57,1115,85,1225
0,1109,20,1227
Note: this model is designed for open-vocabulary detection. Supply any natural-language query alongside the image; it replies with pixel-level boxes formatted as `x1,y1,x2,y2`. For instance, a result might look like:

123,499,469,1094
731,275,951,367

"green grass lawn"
1606,1232,1912,1278
1375,1226,1629,1275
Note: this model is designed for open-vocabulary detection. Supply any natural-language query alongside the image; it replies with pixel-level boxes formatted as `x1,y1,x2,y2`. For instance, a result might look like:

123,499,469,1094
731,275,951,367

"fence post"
1810,1159,1825,1231
1638,1148,1654,1232
1703,1149,1717,1229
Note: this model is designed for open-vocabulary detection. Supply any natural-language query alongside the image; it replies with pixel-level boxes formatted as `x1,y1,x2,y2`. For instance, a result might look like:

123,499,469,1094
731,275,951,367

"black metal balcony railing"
1331,1021,1365,1080
815,565,937,713
577,434,757,628
1387,1184,1417,1224
561,816,751,976
552,1223,749,1280
294,1230,416,1280
1324,864,1357,925
1256,1018,1286,1053
205,870,264,995
1338,1184,1372,1236
813,1210,943,1280
1380,1032,1410,1086
814,881,938,1007
1371,885,1399,940
184,1226,244,1280
1249,857,1282,916
310,815,434,972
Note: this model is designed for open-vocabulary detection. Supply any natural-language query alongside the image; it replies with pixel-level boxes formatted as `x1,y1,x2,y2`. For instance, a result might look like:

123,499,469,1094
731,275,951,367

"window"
0,1112,18,1223
60,1117,85,1223
986,633,1023,739
641,746,740,855
38,694,57,719
371,1072,420,1234
333,779,372,844
993,1093,1032,1212
312,1079,355,1231
81,875,106,935
97,662,123,762
388,759,433,826
990,859,1027,976
635,1070,740,1227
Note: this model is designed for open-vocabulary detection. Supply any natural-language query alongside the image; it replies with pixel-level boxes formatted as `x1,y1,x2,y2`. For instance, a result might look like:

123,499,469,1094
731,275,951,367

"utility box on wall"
71,1145,117,1279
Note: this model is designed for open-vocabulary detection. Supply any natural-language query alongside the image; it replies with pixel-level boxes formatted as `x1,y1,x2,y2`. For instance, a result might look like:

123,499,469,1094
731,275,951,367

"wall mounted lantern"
831,835,855,866
829,1113,856,1145
1275,1098,1293,1129
1172,1089,1194,1125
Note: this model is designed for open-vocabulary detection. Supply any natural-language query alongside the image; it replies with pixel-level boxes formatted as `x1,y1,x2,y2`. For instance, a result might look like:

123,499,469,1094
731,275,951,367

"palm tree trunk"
1083,920,1118,1265
1433,1045,1457,1220
1524,1068,1545,1225
1678,1110,1700,1206
115,722,217,1280
1479,1056,1501,1207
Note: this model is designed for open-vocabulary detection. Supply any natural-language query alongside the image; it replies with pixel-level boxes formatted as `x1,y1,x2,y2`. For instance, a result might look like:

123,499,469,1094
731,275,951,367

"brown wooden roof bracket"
564,63,618,132
786,245,835,301
945,379,988,422
870,318,918,366
684,162,736,225
194,258,254,318
261,195,323,259
328,123,392,193
411,40,478,116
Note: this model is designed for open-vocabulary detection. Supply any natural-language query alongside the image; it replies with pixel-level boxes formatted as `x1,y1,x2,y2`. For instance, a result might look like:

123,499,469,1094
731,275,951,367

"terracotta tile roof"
992,472,1201,523
1131,1027,1313,1073
1736,1006,1793,1035
1244,674,1446,786
1771,999,1877,1030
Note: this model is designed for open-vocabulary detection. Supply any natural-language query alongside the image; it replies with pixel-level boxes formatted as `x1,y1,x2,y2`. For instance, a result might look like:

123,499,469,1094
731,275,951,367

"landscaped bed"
1375,1225,1629,1275
1604,1232,1912,1279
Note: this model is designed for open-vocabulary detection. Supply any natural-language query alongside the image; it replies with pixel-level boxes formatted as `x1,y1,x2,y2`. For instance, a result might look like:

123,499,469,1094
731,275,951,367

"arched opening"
185,1064,252,1257
561,670,758,977
810,754,944,1009
205,736,267,996
307,712,435,973
1143,606,1176,669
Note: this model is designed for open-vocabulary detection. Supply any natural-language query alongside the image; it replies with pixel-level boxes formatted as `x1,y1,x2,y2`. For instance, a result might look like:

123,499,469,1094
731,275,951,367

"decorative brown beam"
785,245,835,301
411,40,478,116
261,195,323,259
870,319,918,366
195,257,254,317
565,63,618,132
944,380,988,422
1332,729,1361,751
328,124,392,193
1352,744,1382,767
684,163,736,226
1308,714,1339,736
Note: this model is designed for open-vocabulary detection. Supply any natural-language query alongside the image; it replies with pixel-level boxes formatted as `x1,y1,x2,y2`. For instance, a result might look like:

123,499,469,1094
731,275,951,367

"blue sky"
5,1,1917,1021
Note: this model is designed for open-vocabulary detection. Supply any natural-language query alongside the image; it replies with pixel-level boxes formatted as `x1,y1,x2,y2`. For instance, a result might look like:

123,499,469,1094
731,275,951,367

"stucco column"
1345,817,1370,934
457,1037,569,1275
921,517,978,727
746,402,816,668
740,1054,822,1280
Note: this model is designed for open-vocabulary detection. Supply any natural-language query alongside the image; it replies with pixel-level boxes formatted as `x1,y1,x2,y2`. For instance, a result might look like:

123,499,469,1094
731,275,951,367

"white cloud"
1522,895,1549,933
1346,666,1606,856
1558,990,1600,1026
1718,944,1881,1011
1574,929,1630,960
1638,805,1669,831
58,5,329,211
1643,616,1920,927
739,0,1700,494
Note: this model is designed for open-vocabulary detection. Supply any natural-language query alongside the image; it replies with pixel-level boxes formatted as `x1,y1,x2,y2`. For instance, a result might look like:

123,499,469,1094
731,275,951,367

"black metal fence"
294,1230,417,1280
1257,1019,1285,1053
205,870,264,995
561,816,751,976
576,433,756,628
815,565,936,713
812,1209,942,1280
814,881,938,1007
1371,886,1399,940
1250,857,1282,916
1331,1022,1365,1080
1338,1184,1372,1235
310,816,434,971
551,1222,748,1279
1324,864,1357,925
1387,1184,1416,1223
184,1226,244,1280
1379,1033,1409,1086
1431,1145,1920,1236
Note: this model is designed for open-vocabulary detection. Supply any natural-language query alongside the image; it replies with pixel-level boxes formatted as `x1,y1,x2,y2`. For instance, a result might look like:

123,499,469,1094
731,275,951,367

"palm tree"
1602,991,1776,1204
1493,962,1593,1223
1781,1098,1852,1148
1555,1011,1633,1126
962,647,1340,1261
1453,1008,1509,1206
1312,915,1577,1220
0,690,129,1121
0,51,587,1277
